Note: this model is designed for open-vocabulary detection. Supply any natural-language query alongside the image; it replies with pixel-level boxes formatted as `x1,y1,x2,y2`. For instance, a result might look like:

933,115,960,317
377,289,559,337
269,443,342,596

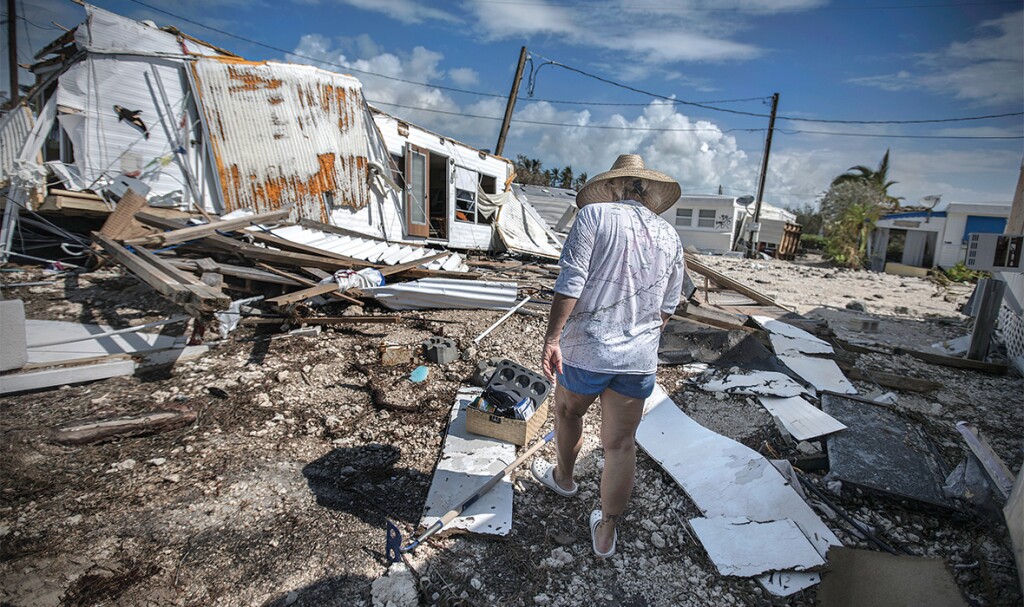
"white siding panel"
0,106,33,186
55,55,217,208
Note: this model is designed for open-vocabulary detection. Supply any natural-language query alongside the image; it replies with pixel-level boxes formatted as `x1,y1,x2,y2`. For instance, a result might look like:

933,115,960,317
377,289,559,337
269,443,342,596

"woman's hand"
541,339,562,381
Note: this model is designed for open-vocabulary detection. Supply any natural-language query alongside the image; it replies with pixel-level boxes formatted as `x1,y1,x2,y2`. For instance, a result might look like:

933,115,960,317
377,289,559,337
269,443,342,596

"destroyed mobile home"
1,5,1023,607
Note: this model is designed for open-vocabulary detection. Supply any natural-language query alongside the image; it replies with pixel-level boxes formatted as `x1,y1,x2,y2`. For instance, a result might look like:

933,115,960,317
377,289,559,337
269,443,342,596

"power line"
779,128,1024,140
466,0,1020,11
515,95,770,107
369,99,766,133
125,0,1024,128
529,52,1024,125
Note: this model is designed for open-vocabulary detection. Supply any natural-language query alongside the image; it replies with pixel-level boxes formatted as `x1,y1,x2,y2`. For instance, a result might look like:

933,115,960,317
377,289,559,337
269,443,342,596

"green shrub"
800,234,826,251
944,261,989,283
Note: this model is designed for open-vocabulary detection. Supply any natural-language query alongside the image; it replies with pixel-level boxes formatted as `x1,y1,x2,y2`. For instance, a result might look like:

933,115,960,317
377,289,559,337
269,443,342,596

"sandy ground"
0,252,1020,607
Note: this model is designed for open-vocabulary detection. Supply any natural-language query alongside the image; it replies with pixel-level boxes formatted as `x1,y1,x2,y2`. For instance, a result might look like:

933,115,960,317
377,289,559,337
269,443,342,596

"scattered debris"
758,395,847,442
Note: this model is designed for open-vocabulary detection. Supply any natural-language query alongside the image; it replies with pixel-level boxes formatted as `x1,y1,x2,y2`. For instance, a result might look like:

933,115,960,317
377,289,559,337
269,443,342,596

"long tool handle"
402,428,555,552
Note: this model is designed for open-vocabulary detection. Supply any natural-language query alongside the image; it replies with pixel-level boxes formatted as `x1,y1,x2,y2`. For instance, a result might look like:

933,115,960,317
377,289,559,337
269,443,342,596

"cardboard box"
466,398,549,446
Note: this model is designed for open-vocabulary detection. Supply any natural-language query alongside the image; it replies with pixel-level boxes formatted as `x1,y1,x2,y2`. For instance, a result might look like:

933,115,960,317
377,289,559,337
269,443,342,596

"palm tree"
831,149,903,208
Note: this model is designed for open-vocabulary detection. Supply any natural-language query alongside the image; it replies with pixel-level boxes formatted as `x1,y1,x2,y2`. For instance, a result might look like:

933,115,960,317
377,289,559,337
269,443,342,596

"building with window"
869,199,1013,270
664,195,798,255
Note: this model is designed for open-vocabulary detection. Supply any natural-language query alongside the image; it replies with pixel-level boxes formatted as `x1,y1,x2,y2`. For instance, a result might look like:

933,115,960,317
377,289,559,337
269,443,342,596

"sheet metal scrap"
823,393,953,508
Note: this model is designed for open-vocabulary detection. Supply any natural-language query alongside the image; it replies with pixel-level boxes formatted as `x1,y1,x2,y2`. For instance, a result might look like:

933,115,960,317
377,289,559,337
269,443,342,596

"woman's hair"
608,177,649,204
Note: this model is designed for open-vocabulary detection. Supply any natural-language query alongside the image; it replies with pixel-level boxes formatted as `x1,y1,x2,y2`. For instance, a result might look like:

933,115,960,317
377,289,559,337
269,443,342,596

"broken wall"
192,58,374,224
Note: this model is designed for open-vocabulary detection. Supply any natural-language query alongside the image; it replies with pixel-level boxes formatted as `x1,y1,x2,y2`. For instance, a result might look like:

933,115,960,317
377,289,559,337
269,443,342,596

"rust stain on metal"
226,66,283,92
239,153,339,222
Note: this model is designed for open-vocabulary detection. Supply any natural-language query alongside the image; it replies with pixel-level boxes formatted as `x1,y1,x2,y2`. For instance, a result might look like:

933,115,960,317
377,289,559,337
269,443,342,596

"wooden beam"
132,247,230,310
93,233,189,304
379,252,450,276
255,263,361,305
298,217,391,242
167,258,301,286
264,282,354,307
126,207,291,246
837,364,943,394
299,316,402,325
684,254,790,310
893,346,1008,375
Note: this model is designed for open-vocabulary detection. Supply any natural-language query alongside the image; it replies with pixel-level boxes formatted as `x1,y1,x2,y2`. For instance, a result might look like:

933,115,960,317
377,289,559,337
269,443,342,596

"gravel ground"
0,253,1020,607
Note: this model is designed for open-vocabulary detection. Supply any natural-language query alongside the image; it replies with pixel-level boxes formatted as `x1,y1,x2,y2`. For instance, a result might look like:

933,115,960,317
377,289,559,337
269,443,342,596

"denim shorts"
557,364,657,399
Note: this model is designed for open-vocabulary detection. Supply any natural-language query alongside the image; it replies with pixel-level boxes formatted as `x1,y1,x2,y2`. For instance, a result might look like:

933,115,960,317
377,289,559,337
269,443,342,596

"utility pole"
748,92,779,258
6,0,18,108
495,46,527,158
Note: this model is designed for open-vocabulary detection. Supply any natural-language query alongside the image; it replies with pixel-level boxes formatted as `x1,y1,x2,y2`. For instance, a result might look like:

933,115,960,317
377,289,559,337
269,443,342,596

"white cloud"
329,0,458,24
288,35,1019,211
850,10,1023,106
448,67,480,87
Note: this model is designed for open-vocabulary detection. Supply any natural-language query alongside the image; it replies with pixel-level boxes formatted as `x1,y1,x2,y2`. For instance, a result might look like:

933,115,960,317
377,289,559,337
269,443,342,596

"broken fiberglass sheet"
693,365,809,398
776,355,857,395
823,393,953,508
637,385,840,588
495,190,563,260
689,517,827,577
361,279,518,311
758,395,847,442
751,314,834,357
419,387,514,536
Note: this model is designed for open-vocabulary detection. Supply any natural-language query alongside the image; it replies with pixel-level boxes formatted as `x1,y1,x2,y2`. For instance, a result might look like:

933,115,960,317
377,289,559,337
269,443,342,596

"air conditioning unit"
964,233,1023,272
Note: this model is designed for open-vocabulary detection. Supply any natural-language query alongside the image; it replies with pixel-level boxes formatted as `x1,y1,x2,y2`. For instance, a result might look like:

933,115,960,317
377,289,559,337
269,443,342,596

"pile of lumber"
92,190,474,322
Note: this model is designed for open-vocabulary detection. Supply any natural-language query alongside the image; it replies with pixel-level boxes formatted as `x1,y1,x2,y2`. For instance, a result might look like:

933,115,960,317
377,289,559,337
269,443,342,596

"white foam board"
690,517,826,577
777,355,857,395
758,396,847,441
636,385,840,578
419,387,515,536
698,370,808,398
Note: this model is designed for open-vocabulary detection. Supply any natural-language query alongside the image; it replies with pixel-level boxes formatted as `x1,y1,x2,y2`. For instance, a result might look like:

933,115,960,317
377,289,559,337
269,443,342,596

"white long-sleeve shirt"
554,200,684,374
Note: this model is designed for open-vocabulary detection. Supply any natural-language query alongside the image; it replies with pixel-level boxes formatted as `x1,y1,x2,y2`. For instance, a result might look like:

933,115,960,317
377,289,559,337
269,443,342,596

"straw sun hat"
576,154,681,215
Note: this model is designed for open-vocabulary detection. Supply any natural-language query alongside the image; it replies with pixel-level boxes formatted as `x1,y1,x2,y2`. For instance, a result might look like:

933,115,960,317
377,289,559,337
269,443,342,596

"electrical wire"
528,51,1024,125
124,0,1024,130
465,0,1019,11
367,99,766,133
779,128,1024,140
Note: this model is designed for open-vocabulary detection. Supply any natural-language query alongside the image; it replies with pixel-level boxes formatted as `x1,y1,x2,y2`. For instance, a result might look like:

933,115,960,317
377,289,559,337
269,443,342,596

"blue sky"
9,0,1024,209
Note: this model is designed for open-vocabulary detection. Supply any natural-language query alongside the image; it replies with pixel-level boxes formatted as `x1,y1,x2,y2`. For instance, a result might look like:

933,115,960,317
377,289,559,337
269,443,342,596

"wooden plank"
837,364,942,393
893,347,1008,375
264,282,352,307
126,208,291,246
255,263,362,306
298,217,392,242
166,259,301,286
132,247,230,310
93,233,189,304
379,251,450,277
397,268,481,280
299,316,402,325
671,303,758,333
684,254,791,310
0,360,137,394
51,408,197,445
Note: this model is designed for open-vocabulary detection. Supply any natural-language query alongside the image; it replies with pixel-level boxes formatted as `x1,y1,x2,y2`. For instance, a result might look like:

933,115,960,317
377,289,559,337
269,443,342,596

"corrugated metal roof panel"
76,4,227,57
192,59,373,223
495,191,562,259
266,225,468,271
362,279,517,310
0,106,33,186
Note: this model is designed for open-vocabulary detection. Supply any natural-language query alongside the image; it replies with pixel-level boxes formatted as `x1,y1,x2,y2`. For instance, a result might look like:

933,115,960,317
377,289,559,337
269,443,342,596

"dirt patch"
1,256,1021,606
